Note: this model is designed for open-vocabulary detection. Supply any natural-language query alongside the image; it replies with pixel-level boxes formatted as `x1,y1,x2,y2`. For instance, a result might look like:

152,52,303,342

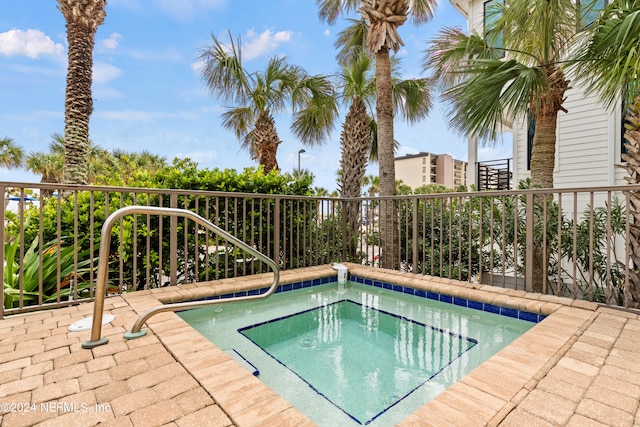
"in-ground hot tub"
178,275,540,426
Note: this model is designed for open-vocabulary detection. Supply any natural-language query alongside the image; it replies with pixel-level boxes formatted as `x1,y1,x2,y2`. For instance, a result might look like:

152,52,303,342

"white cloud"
396,145,420,157
93,62,122,84
0,29,64,59
324,29,331,36
99,33,122,51
477,143,513,162
243,29,293,60
191,58,205,74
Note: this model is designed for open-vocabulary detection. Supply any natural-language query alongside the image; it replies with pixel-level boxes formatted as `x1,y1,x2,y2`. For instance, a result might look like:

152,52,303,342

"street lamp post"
298,149,306,172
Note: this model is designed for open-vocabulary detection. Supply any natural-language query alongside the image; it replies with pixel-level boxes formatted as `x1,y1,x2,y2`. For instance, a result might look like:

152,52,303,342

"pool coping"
121,264,599,426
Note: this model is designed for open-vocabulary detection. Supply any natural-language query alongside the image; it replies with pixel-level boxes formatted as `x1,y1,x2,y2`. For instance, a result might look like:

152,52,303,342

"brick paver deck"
1,264,639,426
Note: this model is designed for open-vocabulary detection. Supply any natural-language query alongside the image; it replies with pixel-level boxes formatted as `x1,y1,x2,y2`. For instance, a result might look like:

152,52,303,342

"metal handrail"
82,206,279,349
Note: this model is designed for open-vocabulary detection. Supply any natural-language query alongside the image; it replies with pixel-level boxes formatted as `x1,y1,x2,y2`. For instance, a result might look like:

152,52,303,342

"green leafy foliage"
396,180,626,301
399,194,503,281
18,162,321,292
3,236,95,309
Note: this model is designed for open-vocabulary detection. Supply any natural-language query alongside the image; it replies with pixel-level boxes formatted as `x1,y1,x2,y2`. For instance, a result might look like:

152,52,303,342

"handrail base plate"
81,337,109,349
124,330,148,340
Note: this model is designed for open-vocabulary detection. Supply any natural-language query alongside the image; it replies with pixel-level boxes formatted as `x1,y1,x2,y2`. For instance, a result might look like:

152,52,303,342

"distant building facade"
394,152,468,189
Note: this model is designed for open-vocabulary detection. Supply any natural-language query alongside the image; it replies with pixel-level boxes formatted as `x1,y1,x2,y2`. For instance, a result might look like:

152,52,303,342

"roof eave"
449,0,469,18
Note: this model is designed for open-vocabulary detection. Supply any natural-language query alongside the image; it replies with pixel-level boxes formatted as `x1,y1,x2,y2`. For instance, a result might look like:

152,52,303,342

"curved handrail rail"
82,206,279,349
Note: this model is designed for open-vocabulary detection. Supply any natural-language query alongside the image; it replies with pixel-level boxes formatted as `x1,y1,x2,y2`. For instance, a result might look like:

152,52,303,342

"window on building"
622,101,631,162
577,0,608,27
527,110,535,171
620,84,638,162
484,0,504,52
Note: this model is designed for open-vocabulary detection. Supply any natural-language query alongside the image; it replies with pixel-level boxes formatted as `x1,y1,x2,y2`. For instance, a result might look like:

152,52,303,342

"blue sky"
0,0,511,191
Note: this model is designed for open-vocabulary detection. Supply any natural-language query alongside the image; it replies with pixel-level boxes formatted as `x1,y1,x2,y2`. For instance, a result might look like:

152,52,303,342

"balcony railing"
2,181,637,317
477,158,512,191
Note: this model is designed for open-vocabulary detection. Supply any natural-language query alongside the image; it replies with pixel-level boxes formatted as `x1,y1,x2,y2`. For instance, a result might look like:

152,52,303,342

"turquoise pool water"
179,280,536,426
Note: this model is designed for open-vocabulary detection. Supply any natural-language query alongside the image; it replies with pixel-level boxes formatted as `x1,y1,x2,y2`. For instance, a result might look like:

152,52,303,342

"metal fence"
1,181,636,317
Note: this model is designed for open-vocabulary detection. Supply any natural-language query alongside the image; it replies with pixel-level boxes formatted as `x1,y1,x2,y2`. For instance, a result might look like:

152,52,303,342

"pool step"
223,349,259,376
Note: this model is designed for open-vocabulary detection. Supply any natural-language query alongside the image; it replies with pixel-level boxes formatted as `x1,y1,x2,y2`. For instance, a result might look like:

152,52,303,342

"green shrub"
3,236,95,308
18,162,320,292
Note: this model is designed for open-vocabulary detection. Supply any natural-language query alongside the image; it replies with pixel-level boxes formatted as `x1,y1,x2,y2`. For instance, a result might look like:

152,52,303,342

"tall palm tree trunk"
529,113,559,293
529,113,559,189
622,97,640,306
59,0,106,185
530,69,569,189
375,49,399,269
528,70,568,293
339,97,370,261
62,23,93,184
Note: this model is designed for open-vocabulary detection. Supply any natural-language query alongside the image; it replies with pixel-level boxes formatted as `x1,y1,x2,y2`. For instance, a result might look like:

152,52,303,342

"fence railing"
2,181,637,317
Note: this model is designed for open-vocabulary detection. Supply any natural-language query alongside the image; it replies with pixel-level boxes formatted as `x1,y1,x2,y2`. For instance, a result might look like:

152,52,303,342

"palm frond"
500,0,580,66
444,59,546,141
316,0,360,25
368,118,379,162
335,18,371,66
339,52,376,103
0,137,24,169
221,106,254,142
572,1,640,107
424,27,502,89
291,75,338,144
367,119,399,162
392,77,434,124
199,31,249,103
408,0,437,24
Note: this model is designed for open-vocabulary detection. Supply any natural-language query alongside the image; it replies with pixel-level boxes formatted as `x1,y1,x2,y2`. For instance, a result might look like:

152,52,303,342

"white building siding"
512,116,529,184
555,87,613,188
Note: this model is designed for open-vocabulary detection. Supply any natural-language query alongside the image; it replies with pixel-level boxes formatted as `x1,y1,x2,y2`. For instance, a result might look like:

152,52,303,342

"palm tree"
572,0,640,305
337,52,375,213
57,0,107,185
0,137,24,170
292,168,314,181
107,149,167,175
426,0,589,292
425,0,585,189
25,152,64,184
199,32,337,174
24,134,106,187
334,19,431,200
363,174,380,197
318,0,437,269
335,47,432,260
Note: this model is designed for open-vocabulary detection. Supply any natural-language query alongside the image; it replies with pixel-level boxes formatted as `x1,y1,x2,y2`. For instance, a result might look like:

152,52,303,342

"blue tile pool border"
192,274,545,323
349,275,546,324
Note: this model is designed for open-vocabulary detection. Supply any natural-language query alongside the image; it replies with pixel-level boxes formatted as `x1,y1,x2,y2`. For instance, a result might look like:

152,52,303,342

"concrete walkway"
1,265,639,426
